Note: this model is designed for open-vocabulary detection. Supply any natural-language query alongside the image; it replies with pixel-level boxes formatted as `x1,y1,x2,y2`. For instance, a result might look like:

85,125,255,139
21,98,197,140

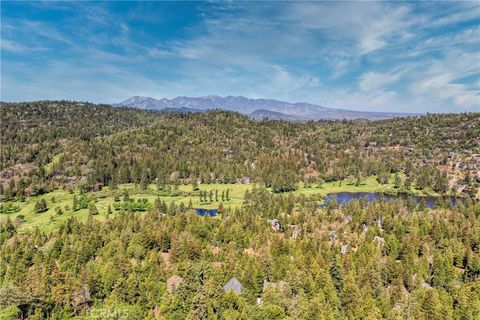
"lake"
321,192,463,209
195,208,218,217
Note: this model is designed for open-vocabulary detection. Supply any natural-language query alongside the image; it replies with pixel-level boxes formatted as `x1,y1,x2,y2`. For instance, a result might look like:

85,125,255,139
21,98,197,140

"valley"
2,1,479,318
0,101,478,320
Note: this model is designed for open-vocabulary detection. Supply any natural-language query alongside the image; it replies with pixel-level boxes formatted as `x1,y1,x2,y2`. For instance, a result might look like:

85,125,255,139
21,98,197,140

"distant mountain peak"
113,95,416,121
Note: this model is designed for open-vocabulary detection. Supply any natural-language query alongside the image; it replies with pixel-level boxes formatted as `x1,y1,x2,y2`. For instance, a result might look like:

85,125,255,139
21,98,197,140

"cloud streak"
1,1,479,112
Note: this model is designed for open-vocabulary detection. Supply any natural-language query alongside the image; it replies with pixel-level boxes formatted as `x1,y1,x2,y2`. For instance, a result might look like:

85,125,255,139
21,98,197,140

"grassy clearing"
1,175,439,233
294,174,440,197
1,183,255,233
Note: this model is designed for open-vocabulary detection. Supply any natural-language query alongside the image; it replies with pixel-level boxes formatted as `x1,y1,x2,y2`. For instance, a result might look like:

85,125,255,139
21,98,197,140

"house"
344,215,352,223
452,183,466,193
340,244,349,254
287,224,302,239
160,252,170,265
267,219,281,232
243,247,256,256
421,282,432,289
130,257,138,266
153,305,161,318
373,236,385,245
211,246,221,255
167,275,183,293
223,277,243,295
241,176,250,184
328,230,337,241
65,176,77,183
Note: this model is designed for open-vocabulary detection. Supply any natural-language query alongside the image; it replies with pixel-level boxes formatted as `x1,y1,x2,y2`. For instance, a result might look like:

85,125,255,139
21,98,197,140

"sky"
1,1,479,113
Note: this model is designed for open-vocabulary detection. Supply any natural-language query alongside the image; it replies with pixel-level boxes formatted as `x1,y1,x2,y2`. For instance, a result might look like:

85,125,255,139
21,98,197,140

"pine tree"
394,173,403,188
88,203,98,215
72,195,78,211
34,199,47,213
330,256,343,292
192,180,199,191
405,176,412,189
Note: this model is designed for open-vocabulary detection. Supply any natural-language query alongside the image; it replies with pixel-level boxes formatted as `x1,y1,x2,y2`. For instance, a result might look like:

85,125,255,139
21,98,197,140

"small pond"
195,208,218,217
321,192,463,209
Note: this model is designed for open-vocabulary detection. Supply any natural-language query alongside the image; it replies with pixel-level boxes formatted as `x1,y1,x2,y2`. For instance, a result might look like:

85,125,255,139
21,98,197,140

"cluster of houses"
327,215,385,255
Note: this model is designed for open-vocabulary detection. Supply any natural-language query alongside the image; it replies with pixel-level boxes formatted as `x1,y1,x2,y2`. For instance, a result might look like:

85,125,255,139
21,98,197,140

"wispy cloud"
1,1,479,112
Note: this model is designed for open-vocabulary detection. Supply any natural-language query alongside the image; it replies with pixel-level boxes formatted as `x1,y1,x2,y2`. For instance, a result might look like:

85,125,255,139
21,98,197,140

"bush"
0,305,21,320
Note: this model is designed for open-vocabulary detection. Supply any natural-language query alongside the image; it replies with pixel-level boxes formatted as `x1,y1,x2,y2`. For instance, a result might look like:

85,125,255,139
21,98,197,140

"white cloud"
2,1,478,113
285,2,412,54
426,3,480,28
1,39,45,53
409,51,480,110
359,72,401,91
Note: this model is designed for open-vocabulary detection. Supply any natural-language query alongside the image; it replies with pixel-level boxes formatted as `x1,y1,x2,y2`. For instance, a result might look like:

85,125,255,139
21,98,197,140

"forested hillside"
0,101,479,319
1,188,479,319
1,101,479,199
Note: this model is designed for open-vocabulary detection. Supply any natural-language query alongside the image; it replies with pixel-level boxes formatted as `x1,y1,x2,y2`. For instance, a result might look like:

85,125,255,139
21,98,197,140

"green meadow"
0,175,440,233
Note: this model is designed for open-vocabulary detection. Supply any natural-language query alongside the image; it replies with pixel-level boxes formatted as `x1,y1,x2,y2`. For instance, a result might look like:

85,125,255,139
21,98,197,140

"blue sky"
1,1,479,112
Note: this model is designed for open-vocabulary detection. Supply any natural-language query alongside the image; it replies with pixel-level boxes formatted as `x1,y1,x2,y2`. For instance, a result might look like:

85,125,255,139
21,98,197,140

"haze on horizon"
1,1,479,113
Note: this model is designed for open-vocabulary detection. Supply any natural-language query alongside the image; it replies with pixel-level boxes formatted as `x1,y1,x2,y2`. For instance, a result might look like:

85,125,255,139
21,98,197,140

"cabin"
243,247,256,256
421,282,433,289
167,275,183,293
373,236,385,245
288,224,302,239
328,230,337,241
223,277,243,295
361,223,368,232
267,219,281,232
210,246,221,255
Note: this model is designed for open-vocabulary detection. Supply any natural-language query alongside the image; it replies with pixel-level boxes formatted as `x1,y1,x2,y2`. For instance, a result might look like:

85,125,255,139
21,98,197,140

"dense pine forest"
0,101,479,319
1,101,479,198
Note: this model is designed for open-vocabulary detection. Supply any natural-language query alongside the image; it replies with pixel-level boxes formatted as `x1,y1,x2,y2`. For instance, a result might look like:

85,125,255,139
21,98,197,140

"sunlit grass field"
1,174,440,233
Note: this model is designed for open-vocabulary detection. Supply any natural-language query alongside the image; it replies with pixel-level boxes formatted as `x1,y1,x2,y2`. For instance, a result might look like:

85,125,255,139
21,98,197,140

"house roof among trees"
223,277,242,295
167,275,183,293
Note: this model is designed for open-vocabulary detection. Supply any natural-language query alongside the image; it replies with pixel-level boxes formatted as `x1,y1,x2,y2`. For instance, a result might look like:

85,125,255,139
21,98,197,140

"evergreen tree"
72,195,78,211
88,203,98,215
34,199,48,213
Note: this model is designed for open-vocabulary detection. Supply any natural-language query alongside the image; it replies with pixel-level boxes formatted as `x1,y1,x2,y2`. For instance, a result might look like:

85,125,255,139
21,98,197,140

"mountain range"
113,95,416,121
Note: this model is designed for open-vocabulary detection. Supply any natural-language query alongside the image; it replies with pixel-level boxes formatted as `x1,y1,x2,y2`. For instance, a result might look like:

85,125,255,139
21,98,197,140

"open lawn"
0,183,255,233
0,175,441,233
